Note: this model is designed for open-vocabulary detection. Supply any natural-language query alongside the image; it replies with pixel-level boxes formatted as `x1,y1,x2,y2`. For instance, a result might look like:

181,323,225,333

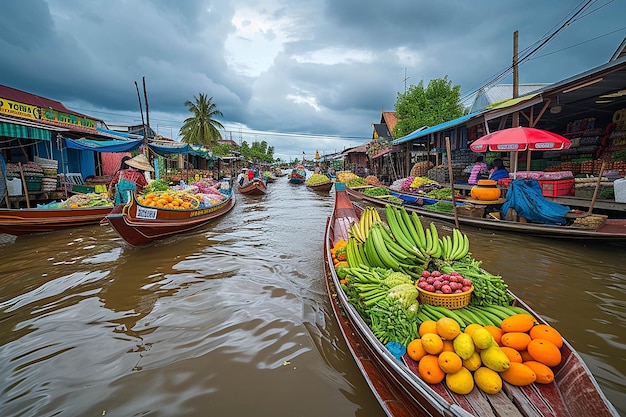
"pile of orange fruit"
406,313,564,395
137,191,200,209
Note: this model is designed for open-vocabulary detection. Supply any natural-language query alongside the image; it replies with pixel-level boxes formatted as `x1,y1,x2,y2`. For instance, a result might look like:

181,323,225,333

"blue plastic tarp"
64,137,143,152
501,179,570,225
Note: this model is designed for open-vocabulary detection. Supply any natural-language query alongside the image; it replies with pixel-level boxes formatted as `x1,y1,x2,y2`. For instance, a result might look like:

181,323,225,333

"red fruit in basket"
431,271,441,278
418,281,428,289
433,281,443,290
426,284,435,292
462,279,472,287
426,277,435,285
441,285,452,294
422,271,431,278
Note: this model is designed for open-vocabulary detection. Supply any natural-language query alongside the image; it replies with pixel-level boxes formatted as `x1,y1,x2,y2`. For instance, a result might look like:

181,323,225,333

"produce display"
336,172,358,183
55,193,113,209
306,173,331,186
137,191,201,209
362,186,389,197
346,177,368,187
330,203,566,395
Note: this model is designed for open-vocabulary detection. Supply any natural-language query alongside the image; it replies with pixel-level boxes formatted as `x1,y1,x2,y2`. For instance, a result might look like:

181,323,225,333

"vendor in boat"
108,154,154,204
468,155,488,185
488,158,510,182
237,168,247,186
247,168,255,181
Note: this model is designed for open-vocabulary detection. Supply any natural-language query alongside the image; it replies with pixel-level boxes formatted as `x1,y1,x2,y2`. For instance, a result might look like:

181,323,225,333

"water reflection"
0,178,623,416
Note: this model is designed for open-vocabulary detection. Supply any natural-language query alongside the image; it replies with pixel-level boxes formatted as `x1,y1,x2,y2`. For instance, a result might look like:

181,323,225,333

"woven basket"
418,286,473,309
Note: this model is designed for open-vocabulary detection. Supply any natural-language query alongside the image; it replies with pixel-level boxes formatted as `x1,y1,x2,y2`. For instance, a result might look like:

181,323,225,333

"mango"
474,366,503,394
472,328,494,350
480,344,511,372
445,367,474,395
453,333,475,360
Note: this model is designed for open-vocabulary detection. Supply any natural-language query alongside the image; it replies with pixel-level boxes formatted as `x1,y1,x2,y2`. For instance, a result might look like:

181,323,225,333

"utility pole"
404,68,410,93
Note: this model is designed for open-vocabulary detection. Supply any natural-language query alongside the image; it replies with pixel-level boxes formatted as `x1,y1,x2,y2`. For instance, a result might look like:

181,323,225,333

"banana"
345,237,357,268
459,233,470,259
449,229,462,260
364,231,384,268
466,306,494,326
507,305,532,316
400,207,421,248
457,307,485,326
370,226,400,269
359,208,370,240
411,212,427,250
393,206,417,248
350,223,365,243
385,205,418,254
356,240,370,268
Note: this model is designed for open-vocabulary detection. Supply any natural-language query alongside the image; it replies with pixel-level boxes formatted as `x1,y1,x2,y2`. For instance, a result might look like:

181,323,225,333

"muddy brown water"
0,177,624,417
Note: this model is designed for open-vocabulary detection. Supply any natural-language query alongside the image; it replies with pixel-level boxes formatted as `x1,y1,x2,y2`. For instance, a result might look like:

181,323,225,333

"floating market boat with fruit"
106,178,235,246
288,165,307,184
237,178,267,195
323,182,619,417
344,183,626,242
0,193,114,236
306,173,334,192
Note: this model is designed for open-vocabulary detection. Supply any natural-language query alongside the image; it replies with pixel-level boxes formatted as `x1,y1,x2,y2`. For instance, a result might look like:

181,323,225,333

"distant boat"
237,178,267,195
288,166,307,184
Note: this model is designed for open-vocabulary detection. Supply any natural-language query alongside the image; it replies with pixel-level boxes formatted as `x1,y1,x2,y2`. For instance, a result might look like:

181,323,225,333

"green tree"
393,76,464,138
238,140,275,163
179,93,225,147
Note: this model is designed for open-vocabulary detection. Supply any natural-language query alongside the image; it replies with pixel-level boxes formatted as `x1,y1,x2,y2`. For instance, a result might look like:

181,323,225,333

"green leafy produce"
387,283,419,309
363,186,389,196
306,173,331,186
142,179,171,194
347,177,367,187
425,202,454,213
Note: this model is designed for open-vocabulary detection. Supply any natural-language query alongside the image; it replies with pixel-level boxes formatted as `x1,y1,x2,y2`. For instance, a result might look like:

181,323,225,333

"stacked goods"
22,162,44,191
34,156,59,192
365,175,381,185
306,173,331,186
410,161,434,177
56,193,112,209
336,171,358,183
137,191,201,209
331,203,569,396
574,177,614,199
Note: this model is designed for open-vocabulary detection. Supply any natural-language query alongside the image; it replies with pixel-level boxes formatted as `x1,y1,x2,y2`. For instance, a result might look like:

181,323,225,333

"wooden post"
445,137,459,229
18,162,31,208
588,161,606,214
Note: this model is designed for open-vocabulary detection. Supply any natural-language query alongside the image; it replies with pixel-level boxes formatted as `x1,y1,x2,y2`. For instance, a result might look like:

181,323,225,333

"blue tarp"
64,137,143,152
149,142,190,155
501,179,570,225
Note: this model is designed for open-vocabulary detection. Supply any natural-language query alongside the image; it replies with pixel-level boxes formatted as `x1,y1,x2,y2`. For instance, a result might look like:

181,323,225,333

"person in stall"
468,155,488,185
108,154,154,204
488,158,510,181
236,168,247,186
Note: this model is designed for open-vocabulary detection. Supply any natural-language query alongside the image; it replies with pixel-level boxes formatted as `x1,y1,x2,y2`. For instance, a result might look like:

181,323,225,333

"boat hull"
307,181,333,192
0,206,113,236
237,179,267,195
106,192,235,246
345,186,626,241
324,185,619,417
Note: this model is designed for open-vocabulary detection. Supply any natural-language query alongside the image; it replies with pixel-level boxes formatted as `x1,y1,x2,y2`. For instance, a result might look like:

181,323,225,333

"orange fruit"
420,333,444,355
484,325,504,346
418,355,445,384
436,317,461,340
500,314,536,333
442,340,455,352
529,324,563,348
501,332,532,351
464,323,483,336
499,346,523,363
527,338,562,367
523,361,555,384
438,351,463,374
419,320,438,337
406,339,427,362
500,362,537,386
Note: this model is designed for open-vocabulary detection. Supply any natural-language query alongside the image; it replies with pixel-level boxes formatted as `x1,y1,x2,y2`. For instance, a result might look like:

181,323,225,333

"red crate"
538,178,575,197
497,177,574,197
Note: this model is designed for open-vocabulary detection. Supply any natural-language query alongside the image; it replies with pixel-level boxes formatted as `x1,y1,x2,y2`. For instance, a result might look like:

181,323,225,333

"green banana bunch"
441,228,470,262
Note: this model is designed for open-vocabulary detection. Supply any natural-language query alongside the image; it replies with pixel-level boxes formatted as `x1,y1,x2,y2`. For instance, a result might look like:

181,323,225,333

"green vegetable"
381,271,413,288
387,283,419,309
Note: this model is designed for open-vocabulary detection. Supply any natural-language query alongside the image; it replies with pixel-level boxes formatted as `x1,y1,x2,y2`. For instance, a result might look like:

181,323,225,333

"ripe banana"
411,212,427,251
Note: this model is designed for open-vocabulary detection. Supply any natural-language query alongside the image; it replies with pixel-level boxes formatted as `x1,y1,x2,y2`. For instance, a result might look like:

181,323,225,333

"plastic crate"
538,178,574,197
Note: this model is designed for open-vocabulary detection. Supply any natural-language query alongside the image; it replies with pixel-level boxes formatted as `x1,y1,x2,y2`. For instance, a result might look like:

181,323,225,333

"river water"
0,175,624,417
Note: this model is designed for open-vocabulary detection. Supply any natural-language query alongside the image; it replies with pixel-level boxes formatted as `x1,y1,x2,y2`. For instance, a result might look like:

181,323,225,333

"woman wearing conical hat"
108,153,154,204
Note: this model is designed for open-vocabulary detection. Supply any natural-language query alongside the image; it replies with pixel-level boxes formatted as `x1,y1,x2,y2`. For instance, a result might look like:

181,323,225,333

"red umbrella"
469,127,571,152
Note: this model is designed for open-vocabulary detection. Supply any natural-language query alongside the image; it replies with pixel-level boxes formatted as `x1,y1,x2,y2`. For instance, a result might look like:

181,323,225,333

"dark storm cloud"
1,0,624,159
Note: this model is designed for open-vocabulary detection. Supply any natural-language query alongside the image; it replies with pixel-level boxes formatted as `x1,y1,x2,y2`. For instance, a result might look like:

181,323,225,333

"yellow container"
471,180,501,201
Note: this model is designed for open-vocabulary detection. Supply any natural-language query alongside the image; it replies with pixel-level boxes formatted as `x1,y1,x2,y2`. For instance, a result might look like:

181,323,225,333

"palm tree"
179,93,225,147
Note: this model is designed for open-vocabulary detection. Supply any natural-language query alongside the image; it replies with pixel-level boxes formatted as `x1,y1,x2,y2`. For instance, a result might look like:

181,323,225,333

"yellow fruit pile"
406,314,563,395
137,191,200,209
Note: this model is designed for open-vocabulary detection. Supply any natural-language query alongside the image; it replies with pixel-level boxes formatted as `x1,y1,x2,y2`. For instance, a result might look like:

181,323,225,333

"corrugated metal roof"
469,84,548,113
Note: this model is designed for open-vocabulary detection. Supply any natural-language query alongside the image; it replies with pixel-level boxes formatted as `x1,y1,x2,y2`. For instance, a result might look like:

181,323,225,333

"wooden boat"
324,182,619,417
288,167,307,184
0,205,113,236
106,186,235,246
345,186,626,241
306,180,334,192
237,178,267,195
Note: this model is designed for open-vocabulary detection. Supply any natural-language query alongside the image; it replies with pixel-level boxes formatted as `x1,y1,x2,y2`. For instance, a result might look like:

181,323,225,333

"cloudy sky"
2,1,625,162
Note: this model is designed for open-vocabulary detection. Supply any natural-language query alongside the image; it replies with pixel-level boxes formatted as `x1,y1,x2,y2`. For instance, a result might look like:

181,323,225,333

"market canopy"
64,137,143,152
